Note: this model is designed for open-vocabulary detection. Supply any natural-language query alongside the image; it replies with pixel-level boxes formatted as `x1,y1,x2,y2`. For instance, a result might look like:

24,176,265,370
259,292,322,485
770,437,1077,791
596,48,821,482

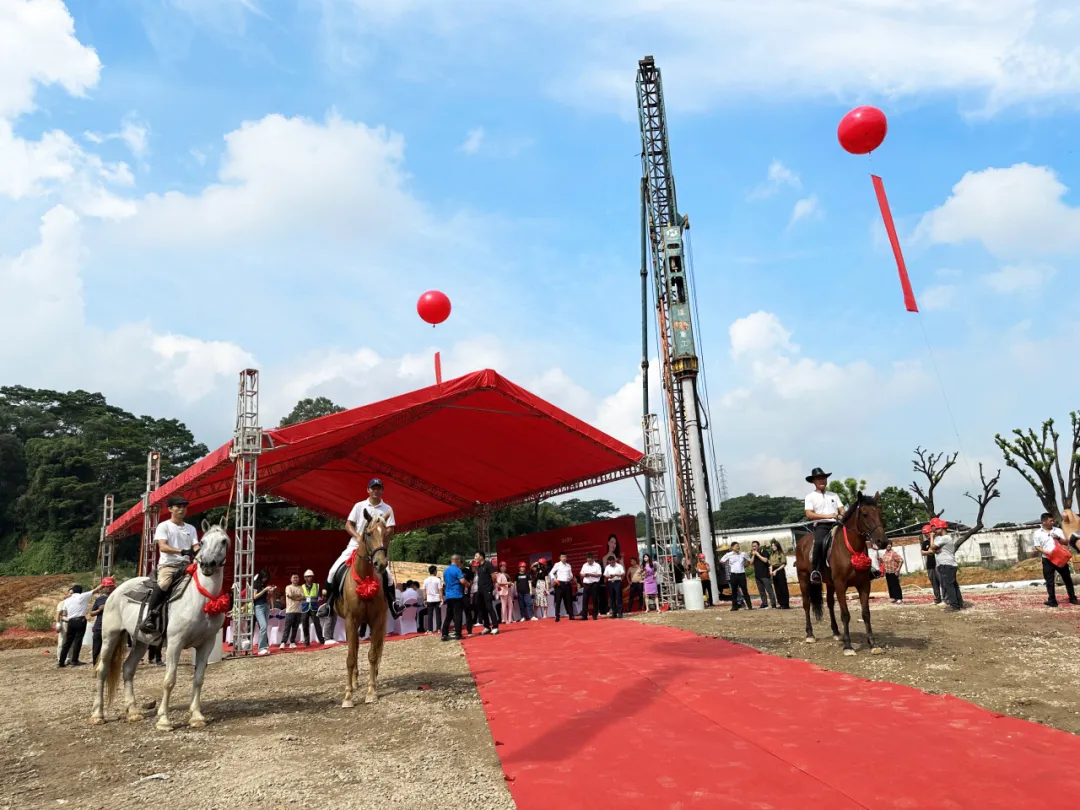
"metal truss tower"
98,494,115,580
138,451,162,577
229,369,262,655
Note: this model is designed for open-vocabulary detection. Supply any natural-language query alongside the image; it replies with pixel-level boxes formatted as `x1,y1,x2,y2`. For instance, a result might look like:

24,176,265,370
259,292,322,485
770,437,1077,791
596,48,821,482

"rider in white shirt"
803,467,845,584
141,495,200,633
325,478,401,618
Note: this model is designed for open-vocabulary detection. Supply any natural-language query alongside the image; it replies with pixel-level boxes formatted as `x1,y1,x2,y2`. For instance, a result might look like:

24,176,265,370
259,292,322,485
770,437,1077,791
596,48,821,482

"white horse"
90,520,229,730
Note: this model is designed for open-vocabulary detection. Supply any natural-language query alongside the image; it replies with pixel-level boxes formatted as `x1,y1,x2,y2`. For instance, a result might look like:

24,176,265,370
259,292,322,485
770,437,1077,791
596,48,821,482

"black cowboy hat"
805,467,832,483
167,495,190,507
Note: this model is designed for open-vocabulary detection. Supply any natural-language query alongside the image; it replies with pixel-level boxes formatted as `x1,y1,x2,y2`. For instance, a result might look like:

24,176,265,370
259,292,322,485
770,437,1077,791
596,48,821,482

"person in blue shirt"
441,554,467,641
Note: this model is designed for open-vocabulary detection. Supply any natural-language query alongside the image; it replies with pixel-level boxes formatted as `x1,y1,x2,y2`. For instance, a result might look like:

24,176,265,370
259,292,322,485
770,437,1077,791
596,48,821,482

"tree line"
1,385,1074,573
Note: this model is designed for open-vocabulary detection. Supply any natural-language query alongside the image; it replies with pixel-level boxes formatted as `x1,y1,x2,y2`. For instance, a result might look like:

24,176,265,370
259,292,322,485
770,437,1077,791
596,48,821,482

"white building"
713,523,802,554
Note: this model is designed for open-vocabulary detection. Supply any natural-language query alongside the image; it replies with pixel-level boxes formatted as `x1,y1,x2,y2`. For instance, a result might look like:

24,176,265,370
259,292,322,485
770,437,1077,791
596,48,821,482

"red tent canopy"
107,370,644,538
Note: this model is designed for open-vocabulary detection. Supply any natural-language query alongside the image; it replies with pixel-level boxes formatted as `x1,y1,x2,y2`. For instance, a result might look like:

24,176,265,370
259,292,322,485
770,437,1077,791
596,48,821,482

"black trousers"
422,602,442,633
302,610,324,644
282,612,302,645
730,573,752,609
60,617,86,665
441,597,464,638
927,565,942,603
582,582,601,619
885,573,903,601
476,590,500,629
812,523,833,572
628,582,644,612
607,581,624,617
937,565,962,609
1043,558,1076,605
554,583,574,619
92,629,103,665
773,571,790,608
701,579,713,606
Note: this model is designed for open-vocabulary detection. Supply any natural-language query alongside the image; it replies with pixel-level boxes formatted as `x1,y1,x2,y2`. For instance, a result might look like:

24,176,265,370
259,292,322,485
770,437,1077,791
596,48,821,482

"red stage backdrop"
220,530,347,593
496,516,638,591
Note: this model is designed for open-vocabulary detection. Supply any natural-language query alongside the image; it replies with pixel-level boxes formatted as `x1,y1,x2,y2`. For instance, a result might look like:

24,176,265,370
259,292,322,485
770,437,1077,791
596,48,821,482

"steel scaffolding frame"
138,452,162,577
98,494,115,579
643,413,682,610
229,369,262,655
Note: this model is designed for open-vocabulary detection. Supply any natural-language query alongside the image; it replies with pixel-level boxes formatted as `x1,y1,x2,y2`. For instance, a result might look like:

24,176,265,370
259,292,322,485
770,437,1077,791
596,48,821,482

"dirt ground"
0,636,513,810
643,582,1080,735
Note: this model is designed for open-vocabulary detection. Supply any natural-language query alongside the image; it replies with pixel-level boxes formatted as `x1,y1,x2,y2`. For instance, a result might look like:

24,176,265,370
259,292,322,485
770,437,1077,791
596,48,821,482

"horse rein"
362,525,390,565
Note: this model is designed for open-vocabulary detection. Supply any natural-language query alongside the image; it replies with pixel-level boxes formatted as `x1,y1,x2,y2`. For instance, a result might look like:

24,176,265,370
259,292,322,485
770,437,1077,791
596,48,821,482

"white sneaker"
531,616,538,621
289,643,297,649
491,628,500,635
325,639,338,645
480,628,491,635
257,649,270,656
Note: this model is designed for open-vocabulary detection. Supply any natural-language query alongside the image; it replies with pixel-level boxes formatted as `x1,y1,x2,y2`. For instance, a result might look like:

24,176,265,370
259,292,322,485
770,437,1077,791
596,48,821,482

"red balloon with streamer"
417,291,451,326
837,106,888,155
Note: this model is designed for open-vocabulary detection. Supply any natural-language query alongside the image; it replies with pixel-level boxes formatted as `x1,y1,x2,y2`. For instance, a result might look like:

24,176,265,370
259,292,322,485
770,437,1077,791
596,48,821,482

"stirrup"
810,570,822,584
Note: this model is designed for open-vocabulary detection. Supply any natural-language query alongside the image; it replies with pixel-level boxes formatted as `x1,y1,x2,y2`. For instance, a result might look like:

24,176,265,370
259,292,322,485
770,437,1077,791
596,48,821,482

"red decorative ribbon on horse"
842,527,873,571
185,563,231,615
345,550,380,600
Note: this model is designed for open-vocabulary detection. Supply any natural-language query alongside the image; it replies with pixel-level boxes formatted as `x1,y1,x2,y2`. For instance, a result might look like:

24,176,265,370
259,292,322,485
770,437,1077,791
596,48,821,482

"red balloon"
417,290,451,325
837,106,888,155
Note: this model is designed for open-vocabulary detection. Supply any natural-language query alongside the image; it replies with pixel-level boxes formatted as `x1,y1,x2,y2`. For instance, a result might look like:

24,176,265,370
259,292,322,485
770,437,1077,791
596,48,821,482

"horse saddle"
123,572,193,639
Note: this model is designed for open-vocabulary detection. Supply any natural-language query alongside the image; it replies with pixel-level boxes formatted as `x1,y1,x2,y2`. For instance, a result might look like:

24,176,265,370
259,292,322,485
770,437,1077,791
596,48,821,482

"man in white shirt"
141,495,200,633
579,553,603,620
325,478,402,618
604,557,626,618
721,544,753,611
421,565,443,634
803,467,845,584
928,518,963,610
58,583,103,667
549,553,575,622
1032,512,1078,608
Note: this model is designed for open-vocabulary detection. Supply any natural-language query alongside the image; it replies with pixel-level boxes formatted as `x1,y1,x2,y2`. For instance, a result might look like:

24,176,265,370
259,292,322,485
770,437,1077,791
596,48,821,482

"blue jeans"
517,592,533,620
254,603,270,651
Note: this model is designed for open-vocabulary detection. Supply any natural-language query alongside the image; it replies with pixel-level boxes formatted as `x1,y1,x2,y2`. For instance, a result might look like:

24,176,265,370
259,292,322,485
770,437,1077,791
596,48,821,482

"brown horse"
795,492,886,655
335,510,390,708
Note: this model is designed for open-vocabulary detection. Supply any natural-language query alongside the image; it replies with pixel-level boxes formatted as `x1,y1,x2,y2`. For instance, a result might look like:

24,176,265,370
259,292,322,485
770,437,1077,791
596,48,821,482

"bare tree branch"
1065,411,1080,511
909,447,956,518
995,420,1061,521
955,464,1002,549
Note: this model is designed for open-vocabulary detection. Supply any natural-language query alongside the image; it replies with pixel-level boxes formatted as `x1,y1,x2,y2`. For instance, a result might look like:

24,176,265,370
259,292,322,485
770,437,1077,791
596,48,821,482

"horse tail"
807,580,823,621
103,634,126,707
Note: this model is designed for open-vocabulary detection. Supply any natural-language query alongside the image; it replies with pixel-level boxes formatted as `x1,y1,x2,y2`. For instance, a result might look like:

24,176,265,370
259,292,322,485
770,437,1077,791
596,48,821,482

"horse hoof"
843,648,857,657
155,719,173,731
832,635,842,641
88,716,105,726
365,693,377,705
870,647,885,655
127,713,143,723
804,637,816,644
189,719,207,729
341,699,355,709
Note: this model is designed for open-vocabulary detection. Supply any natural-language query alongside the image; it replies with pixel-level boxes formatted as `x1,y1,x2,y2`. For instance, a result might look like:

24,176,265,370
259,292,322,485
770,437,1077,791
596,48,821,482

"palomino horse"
90,521,230,729
335,510,390,708
795,492,886,656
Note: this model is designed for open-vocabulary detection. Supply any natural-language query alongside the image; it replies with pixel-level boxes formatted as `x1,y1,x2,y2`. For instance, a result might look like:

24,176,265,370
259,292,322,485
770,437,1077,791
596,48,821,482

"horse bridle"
851,506,885,548
362,525,390,564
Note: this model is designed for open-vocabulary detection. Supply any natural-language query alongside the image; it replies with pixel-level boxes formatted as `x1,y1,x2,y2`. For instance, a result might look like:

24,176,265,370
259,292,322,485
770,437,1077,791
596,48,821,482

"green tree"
713,493,804,529
279,397,346,427
876,486,927,533
828,477,868,507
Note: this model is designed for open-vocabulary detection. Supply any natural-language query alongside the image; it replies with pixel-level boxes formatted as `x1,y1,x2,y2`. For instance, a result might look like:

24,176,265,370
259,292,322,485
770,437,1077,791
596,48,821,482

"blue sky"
3,0,1080,525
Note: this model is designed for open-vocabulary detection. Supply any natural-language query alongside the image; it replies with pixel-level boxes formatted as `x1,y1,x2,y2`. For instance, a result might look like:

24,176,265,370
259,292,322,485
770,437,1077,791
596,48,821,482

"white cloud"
749,159,801,199
729,455,806,500
729,311,796,360
917,164,1080,258
316,0,1080,115
921,284,958,310
86,115,151,161
983,263,1057,294
125,112,431,246
788,194,822,227
459,127,484,154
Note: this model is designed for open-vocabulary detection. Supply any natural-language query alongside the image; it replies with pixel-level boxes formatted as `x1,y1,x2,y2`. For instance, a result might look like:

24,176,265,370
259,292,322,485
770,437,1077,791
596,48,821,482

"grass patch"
24,607,53,632
0,619,10,634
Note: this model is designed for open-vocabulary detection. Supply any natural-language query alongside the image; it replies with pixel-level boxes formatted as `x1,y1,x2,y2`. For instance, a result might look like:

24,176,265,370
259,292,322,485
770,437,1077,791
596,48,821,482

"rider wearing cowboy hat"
804,468,845,584
325,478,402,619
141,494,200,633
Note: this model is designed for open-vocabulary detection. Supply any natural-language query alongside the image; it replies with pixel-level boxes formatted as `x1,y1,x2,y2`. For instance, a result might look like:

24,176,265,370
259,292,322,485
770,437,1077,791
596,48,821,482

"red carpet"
463,618,1080,809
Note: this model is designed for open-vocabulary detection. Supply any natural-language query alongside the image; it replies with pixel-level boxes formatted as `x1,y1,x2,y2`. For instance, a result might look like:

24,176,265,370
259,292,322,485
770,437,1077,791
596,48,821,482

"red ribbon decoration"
185,563,231,615
345,550,381,600
842,527,873,571
871,175,918,313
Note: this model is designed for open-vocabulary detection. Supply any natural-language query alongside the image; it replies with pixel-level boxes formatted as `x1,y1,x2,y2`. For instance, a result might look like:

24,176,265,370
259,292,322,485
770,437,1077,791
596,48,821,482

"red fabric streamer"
842,527,873,571
345,550,381,600
185,563,231,615
871,175,918,313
